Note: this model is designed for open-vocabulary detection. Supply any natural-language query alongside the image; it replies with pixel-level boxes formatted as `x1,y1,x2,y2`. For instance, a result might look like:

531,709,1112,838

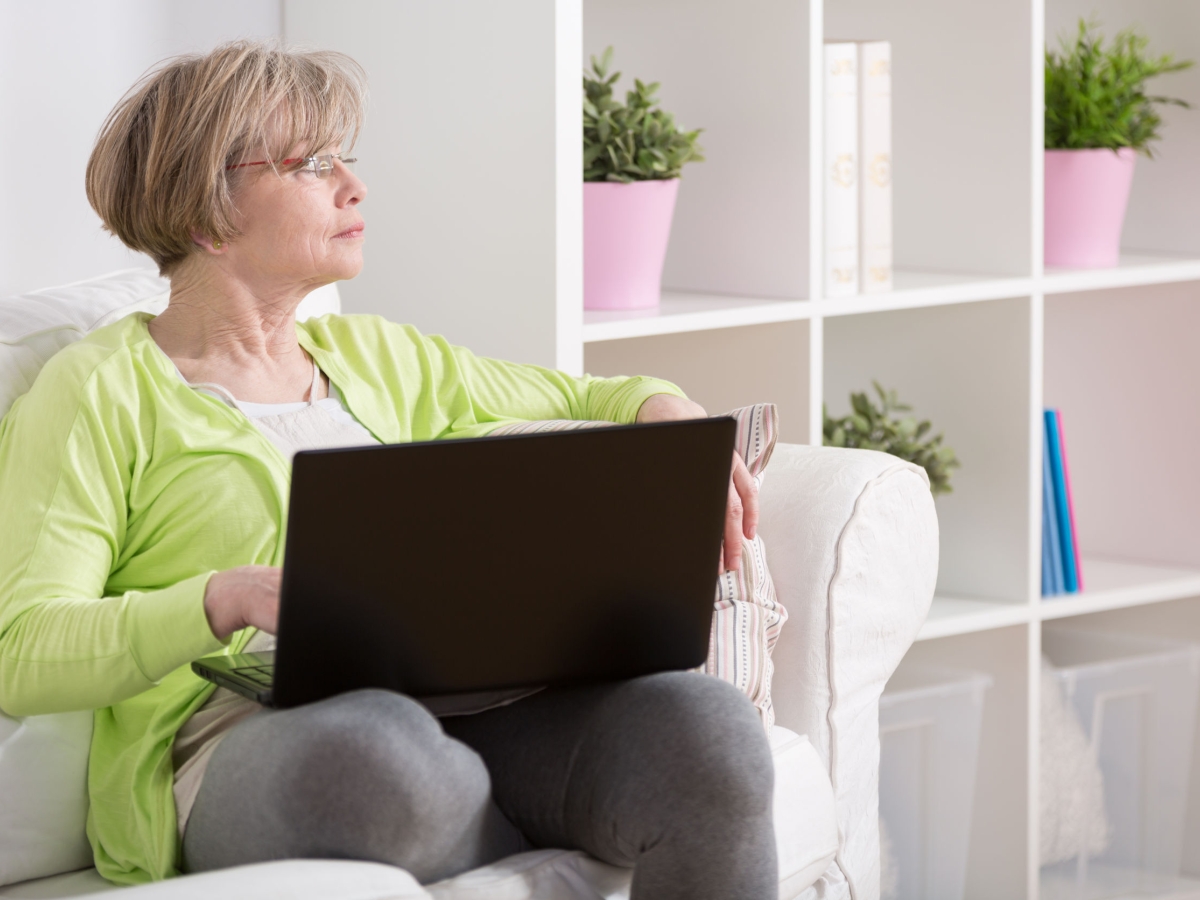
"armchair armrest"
759,444,938,900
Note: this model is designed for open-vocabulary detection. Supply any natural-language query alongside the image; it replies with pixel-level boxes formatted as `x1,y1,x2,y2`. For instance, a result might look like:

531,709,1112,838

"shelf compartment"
825,0,1034,280
917,596,1033,642
1045,282,1200,571
826,298,1034,603
585,0,810,301
1046,2,1200,262
899,622,1031,899
1043,252,1200,295
583,320,811,445
1040,558,1200,622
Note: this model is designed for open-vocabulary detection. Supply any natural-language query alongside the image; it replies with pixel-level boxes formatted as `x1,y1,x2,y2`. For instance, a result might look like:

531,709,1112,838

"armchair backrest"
0,268,341,420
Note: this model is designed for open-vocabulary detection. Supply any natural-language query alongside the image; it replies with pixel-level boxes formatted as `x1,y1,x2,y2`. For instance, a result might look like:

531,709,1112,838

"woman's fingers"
720,453,759,572
731,452,759,540
245,567,282,635
723,476,744,572
203,565,281,640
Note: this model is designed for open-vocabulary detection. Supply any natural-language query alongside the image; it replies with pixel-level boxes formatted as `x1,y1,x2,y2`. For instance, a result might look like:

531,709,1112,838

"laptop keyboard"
231,664,274,686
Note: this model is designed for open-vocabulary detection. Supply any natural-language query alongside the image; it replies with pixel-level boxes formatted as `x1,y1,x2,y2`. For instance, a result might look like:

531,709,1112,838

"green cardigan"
0,312,684,884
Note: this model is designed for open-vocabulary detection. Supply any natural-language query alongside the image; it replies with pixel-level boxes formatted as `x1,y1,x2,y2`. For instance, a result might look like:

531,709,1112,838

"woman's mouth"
332,223,365,239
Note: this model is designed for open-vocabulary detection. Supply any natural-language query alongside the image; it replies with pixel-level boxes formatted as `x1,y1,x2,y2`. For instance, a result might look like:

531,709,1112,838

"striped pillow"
491,404,786,730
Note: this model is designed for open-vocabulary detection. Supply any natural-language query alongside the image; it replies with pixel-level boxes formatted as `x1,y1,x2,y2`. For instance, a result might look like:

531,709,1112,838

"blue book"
1042,423,1065,596
1041,497,1053,597
1045,409,1078,593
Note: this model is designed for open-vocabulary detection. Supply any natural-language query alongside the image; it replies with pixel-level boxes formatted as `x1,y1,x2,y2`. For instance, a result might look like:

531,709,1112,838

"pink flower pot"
1044,148,1137,268
584,179,680,310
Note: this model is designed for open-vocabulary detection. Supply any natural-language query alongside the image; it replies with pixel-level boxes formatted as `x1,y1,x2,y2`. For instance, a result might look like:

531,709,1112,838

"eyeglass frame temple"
224,153,355,172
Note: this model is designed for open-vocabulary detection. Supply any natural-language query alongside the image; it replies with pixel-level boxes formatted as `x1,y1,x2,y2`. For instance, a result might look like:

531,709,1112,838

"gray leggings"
182,672,777,899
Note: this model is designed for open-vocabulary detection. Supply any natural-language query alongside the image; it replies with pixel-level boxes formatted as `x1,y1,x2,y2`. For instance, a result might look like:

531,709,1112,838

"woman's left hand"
636,394,758,573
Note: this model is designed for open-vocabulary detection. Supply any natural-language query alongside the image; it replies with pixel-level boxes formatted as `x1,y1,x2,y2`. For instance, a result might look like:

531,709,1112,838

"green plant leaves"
1045,19,1193,156
583,47,705,182
822,382,961,496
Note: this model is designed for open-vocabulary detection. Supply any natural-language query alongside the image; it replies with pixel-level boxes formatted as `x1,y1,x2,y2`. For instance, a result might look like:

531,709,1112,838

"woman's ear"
191,232,226,255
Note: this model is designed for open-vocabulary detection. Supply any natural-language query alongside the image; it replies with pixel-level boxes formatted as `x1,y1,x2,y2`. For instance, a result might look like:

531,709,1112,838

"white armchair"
0,272,937,900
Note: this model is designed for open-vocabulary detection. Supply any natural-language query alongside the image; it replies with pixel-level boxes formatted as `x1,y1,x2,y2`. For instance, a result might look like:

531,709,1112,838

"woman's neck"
149,261,327,403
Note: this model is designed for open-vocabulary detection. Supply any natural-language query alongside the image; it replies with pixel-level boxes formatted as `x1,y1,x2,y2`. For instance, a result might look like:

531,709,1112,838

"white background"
0,0,282,298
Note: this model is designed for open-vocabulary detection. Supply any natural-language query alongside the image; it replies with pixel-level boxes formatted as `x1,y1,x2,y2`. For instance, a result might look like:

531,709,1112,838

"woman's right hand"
203,566,281,641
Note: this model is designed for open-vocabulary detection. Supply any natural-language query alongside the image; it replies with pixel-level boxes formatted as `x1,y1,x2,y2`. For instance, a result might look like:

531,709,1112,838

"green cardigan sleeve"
0,348,223,717
300,316,689,441
444,338,687,426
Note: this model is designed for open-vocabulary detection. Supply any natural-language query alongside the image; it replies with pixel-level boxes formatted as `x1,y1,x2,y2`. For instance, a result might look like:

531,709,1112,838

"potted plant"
1044,20,1192,267
583,47,704,310
824,383,960,496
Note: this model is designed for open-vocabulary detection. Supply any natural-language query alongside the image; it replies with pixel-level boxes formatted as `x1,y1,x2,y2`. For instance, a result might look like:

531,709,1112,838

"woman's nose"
338,167,366,207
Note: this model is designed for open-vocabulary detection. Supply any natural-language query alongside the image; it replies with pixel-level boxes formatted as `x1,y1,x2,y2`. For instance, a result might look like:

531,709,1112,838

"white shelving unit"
285,0,1200,896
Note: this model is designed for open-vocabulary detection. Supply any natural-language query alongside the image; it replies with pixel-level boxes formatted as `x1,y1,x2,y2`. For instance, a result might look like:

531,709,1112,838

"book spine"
1045,409,1078,593
824,42,859,297
1056,409,1084,591
858,40,892,294
1042,422,1065,596
1041,478,1054,597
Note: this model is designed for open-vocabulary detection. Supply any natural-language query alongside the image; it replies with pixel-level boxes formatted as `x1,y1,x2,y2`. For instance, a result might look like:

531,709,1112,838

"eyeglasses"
225,152,357,178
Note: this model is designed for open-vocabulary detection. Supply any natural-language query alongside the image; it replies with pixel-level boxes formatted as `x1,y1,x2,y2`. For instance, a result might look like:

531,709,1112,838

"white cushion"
0,270,341,887
0,268,341,421
0,712,95,886
0,860,423,899
0,726,838,899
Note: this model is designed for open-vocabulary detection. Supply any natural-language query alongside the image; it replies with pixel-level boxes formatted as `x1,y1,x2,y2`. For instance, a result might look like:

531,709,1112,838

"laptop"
192,417,735,709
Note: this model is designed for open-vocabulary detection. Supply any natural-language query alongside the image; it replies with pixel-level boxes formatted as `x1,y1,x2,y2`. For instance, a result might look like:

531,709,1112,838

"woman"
0,42,774,897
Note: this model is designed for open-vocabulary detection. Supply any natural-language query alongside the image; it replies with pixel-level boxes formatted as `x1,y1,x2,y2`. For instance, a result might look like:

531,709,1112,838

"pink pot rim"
1044,146,1137,156
583,177,682,184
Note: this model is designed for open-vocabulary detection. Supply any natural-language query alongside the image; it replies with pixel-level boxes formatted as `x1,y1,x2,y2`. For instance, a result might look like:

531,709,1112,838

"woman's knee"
607,673,775,814
211,689,493,859
185,688,511,879
281,689,493,820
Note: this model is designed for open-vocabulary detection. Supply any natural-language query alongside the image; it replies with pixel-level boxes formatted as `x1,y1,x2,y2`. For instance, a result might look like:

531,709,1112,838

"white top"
183,359,379,461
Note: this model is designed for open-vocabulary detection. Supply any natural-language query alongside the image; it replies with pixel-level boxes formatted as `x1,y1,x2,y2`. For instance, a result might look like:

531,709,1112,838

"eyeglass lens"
312,154,356,177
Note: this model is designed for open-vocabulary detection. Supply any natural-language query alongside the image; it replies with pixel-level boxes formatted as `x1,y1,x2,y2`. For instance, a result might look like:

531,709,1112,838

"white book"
824,42,858,297
859,41,892,293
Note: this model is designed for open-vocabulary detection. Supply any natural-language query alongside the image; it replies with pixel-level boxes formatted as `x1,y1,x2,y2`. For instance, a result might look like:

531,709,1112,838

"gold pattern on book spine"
831,153,856,188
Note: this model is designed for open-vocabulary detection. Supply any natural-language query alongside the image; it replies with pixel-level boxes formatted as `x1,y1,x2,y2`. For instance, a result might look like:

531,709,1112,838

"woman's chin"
325,252,364,282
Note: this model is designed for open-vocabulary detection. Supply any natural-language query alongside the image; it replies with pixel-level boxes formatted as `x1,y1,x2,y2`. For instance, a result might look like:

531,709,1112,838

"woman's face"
219,146,367,291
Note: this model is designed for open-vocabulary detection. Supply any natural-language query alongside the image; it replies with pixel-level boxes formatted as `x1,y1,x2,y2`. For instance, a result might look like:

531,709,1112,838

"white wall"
284,0,564,368
0,0,282,298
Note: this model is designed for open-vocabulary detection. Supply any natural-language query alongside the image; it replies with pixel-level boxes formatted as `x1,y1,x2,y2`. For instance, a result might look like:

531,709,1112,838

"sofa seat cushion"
0,726,836,900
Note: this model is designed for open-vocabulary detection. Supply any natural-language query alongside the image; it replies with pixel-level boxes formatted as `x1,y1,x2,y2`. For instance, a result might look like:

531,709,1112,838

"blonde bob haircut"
86,41,367,275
